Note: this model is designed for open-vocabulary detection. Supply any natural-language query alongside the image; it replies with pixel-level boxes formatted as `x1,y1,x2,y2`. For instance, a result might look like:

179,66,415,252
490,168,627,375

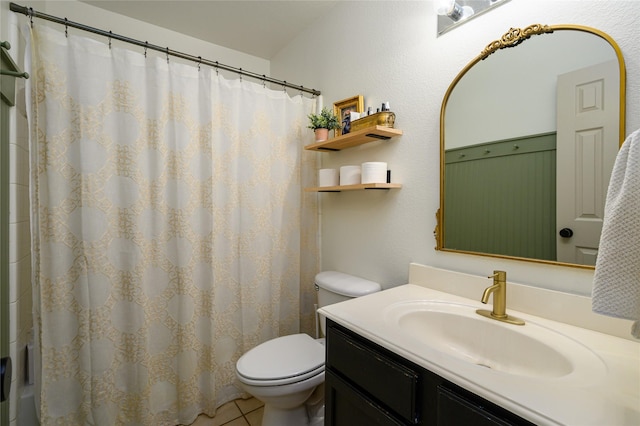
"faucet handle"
487,270,506,280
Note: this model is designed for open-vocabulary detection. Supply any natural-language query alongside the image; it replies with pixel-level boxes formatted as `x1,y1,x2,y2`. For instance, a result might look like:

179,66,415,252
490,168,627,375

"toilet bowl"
236,333,325,425
235,271,381,426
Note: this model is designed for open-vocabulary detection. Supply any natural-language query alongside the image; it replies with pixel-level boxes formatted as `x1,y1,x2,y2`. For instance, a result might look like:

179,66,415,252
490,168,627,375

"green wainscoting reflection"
444,133,557,260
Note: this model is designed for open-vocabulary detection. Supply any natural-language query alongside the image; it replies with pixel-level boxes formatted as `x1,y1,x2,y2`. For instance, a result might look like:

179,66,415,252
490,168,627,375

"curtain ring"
144,41,148,58
239,68,242,82
108,30,112,49
28,7,34,27
283,81,287,92
262,75,266,88
64,18,68,37
166,47,169,64
215,61,219,75
197,56,201,71
300,85,304,97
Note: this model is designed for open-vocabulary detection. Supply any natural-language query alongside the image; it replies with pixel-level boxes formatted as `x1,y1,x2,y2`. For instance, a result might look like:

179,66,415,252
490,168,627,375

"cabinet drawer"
327,322,420,424
437,385,535,426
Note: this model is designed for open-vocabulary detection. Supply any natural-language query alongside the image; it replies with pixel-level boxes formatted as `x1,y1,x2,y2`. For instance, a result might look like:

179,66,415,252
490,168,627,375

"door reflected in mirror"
437,24,626,268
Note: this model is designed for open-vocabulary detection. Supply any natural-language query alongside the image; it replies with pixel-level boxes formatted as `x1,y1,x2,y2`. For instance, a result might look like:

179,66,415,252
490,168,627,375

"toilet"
235,271,382,426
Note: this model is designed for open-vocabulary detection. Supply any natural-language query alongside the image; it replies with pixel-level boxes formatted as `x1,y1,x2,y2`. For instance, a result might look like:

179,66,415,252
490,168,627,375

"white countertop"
319,284,640,426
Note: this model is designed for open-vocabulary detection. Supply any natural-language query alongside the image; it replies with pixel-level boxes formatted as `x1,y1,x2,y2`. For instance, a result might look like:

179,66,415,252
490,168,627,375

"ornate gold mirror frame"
435,24,626,269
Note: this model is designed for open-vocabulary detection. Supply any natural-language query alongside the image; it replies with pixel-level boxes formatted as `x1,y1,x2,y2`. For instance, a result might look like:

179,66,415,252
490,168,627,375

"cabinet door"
437,386,531,426
327,323,420,423
326,369,405,426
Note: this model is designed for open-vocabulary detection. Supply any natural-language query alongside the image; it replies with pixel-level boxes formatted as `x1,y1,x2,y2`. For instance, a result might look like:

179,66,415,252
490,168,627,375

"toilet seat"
236,334,325,387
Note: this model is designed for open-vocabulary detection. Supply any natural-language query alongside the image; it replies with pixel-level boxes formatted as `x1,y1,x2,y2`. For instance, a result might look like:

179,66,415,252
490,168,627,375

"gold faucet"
476,270,525,325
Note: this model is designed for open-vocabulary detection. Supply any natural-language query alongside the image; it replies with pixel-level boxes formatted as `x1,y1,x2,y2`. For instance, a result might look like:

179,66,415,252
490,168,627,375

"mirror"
436,24,626,268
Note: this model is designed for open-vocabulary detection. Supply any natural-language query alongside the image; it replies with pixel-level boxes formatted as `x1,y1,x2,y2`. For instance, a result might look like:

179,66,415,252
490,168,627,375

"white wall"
271,0,640,296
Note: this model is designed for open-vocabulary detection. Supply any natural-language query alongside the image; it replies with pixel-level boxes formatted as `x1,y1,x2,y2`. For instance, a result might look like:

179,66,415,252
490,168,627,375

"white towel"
592,128,640,339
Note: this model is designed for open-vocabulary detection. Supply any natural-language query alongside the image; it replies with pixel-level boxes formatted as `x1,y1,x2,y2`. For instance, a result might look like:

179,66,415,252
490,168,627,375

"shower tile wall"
8,90,33,426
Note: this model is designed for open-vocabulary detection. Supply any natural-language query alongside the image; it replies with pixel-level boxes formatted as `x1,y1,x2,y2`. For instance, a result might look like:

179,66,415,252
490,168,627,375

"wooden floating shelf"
304,126,403,152
305,183,402,192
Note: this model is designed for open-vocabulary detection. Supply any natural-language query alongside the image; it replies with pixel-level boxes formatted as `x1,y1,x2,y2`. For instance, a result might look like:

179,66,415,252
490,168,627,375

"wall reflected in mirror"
438,25,626,268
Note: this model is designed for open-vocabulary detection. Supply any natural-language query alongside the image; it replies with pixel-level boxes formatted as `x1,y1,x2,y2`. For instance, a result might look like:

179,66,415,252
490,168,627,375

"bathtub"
18,385,39,426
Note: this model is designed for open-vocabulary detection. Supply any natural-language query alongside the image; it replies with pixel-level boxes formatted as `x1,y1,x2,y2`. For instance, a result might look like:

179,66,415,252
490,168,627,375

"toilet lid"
236,334,325,382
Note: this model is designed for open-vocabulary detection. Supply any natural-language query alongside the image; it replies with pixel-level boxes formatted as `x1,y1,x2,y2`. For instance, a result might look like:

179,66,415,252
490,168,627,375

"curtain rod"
9,2,321,96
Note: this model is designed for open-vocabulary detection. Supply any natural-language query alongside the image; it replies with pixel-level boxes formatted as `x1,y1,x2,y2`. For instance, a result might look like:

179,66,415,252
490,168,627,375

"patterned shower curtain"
26,25,318,425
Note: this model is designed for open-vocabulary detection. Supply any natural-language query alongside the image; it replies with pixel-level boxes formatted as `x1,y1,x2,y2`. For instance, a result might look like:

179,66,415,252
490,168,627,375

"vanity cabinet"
325,319,534,426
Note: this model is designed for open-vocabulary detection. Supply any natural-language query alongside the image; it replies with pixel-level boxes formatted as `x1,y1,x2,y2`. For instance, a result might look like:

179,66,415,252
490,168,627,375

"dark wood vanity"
325,319,535,426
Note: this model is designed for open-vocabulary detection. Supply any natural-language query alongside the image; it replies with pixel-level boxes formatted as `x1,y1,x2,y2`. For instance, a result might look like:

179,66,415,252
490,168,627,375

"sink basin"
384,301,605,379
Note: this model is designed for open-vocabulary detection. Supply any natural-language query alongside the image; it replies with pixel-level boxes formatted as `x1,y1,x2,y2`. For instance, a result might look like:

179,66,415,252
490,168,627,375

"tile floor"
187,398,264,426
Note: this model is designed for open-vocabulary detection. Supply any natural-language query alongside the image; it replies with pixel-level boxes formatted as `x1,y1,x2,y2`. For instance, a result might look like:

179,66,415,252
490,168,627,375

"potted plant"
308,107,341,142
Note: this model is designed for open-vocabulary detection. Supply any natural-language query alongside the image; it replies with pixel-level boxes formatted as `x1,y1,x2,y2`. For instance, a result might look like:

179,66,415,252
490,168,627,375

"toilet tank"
315,271,382,335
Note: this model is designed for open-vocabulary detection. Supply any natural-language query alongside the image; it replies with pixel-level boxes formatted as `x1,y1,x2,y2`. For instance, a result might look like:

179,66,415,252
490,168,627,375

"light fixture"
436,0,474,22
436,0,511,36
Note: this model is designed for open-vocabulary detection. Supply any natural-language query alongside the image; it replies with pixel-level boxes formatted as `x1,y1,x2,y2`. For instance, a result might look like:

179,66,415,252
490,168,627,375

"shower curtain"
26,25,318,425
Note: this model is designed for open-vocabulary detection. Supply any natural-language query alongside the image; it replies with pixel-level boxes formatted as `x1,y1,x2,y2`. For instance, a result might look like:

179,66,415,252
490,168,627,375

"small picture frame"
333,95,364,136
